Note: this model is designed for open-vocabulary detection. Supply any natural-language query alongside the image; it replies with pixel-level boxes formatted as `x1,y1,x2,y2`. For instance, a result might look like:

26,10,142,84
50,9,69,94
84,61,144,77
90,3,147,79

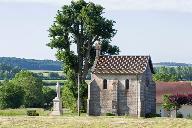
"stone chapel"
87,42,156,117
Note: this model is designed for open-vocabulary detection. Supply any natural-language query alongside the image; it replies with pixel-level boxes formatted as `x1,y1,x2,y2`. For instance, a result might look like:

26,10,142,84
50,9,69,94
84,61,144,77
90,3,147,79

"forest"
0,57,62,71
0,63,64,80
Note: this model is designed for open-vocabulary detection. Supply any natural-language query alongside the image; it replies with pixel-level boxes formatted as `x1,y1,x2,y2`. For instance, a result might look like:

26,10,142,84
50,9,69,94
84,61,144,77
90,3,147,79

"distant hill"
0,57,191,71
0,57,62,71
153,62,192,67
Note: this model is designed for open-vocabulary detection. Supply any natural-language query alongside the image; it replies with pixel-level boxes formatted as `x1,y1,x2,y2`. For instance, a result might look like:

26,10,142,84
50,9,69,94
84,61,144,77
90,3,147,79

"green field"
0,109,192,127
43,80,65,88
29,70,63,73
0,116,192,128
0,108,50,116
30,70,64,77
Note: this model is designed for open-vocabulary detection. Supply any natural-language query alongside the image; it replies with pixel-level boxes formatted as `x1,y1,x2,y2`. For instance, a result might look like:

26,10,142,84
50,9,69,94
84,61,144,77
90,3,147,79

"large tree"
47,0,119,111
47,0,119,82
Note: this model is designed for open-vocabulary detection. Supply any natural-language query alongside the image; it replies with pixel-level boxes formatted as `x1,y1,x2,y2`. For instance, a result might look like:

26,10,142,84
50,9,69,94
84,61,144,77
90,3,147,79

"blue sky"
0,0,192,63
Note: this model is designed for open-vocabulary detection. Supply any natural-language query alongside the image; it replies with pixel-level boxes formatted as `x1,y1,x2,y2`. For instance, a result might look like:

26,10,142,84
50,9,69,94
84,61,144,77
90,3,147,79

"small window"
125,79,129,89
103,79,107,89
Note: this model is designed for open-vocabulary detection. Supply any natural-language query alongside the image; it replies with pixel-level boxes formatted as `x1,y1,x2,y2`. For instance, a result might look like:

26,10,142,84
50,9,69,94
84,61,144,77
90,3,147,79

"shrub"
145,113,161,118
106,113,115,116
12,71,44,108
42,87,56,109
27,110,39,116
0,81,24,109
62,80,77,112
177,112,183,118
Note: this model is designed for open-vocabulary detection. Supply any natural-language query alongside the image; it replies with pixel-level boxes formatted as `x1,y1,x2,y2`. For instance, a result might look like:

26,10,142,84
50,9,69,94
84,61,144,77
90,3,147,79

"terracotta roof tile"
92,55,154,74
156,82,192,103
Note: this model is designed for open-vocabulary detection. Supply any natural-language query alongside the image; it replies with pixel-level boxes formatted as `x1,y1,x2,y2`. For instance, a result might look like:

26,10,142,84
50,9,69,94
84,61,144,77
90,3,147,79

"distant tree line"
0,63,65,80
0,57,62,71
154,62,192,67
0,63,21,80
153,66,192,82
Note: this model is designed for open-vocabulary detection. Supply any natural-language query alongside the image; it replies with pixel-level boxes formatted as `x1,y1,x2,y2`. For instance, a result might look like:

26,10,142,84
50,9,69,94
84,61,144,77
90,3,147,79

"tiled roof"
92,55,154,74
156,82,192,103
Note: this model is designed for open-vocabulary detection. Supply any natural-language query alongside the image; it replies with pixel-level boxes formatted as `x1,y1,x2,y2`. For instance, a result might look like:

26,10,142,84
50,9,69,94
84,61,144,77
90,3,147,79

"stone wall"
88,74,141,116
140,64,156,115
87,80,101,115
88,66,156,116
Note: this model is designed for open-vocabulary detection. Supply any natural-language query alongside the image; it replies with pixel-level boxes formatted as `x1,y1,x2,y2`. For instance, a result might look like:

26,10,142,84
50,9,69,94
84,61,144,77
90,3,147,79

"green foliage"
145,113,161,118
0,81,24,109
153,67,179,82
42,87,56,109
12,71,44,108
48,0,119,112
63,80,88,112
106,113,115,116
48,72,60,79
62,80,77,112
176,112,183,118
0,57,62,71
0,63,21,80
80,82,88,111
162,94,182,115
153,66,192,82
27,110,39,116
153,73,178,82
162,95,175,111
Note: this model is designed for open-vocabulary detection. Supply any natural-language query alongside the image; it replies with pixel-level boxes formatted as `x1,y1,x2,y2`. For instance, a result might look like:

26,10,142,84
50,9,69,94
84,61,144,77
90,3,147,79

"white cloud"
1,0,192,13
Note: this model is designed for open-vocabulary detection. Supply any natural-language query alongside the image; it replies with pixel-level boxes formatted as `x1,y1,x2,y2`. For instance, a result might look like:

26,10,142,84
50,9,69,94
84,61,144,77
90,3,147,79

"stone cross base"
50,97,63,116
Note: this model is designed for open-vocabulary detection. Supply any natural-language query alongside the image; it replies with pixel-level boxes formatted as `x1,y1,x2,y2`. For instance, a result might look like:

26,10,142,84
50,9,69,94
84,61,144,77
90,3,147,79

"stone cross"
50,82,63,116
56,82,60,98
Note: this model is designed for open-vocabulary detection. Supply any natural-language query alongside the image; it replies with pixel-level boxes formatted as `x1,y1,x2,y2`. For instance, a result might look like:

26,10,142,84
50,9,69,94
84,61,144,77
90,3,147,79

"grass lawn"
0,108,50,116
0,115,192,128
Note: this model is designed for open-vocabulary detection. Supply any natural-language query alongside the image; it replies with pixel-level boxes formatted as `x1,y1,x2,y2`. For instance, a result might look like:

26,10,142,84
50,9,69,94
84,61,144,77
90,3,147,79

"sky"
0,0,192,63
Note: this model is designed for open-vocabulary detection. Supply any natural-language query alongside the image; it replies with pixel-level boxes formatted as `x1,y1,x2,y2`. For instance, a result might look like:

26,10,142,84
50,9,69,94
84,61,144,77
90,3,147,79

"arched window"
125,79,129,89
103,79,107,89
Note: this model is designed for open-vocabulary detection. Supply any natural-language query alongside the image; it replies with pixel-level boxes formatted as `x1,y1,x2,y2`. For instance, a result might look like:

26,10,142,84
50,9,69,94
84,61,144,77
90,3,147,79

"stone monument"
50,82,63,116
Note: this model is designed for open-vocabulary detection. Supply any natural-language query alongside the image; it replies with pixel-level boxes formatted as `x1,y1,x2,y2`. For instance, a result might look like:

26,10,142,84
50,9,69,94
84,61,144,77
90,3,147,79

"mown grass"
0,116,192,128
1,109,192,127
0,108,50,116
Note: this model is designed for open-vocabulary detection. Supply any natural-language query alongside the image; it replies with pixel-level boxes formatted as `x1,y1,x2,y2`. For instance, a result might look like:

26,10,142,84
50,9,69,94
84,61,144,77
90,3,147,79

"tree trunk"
82,41,91,81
